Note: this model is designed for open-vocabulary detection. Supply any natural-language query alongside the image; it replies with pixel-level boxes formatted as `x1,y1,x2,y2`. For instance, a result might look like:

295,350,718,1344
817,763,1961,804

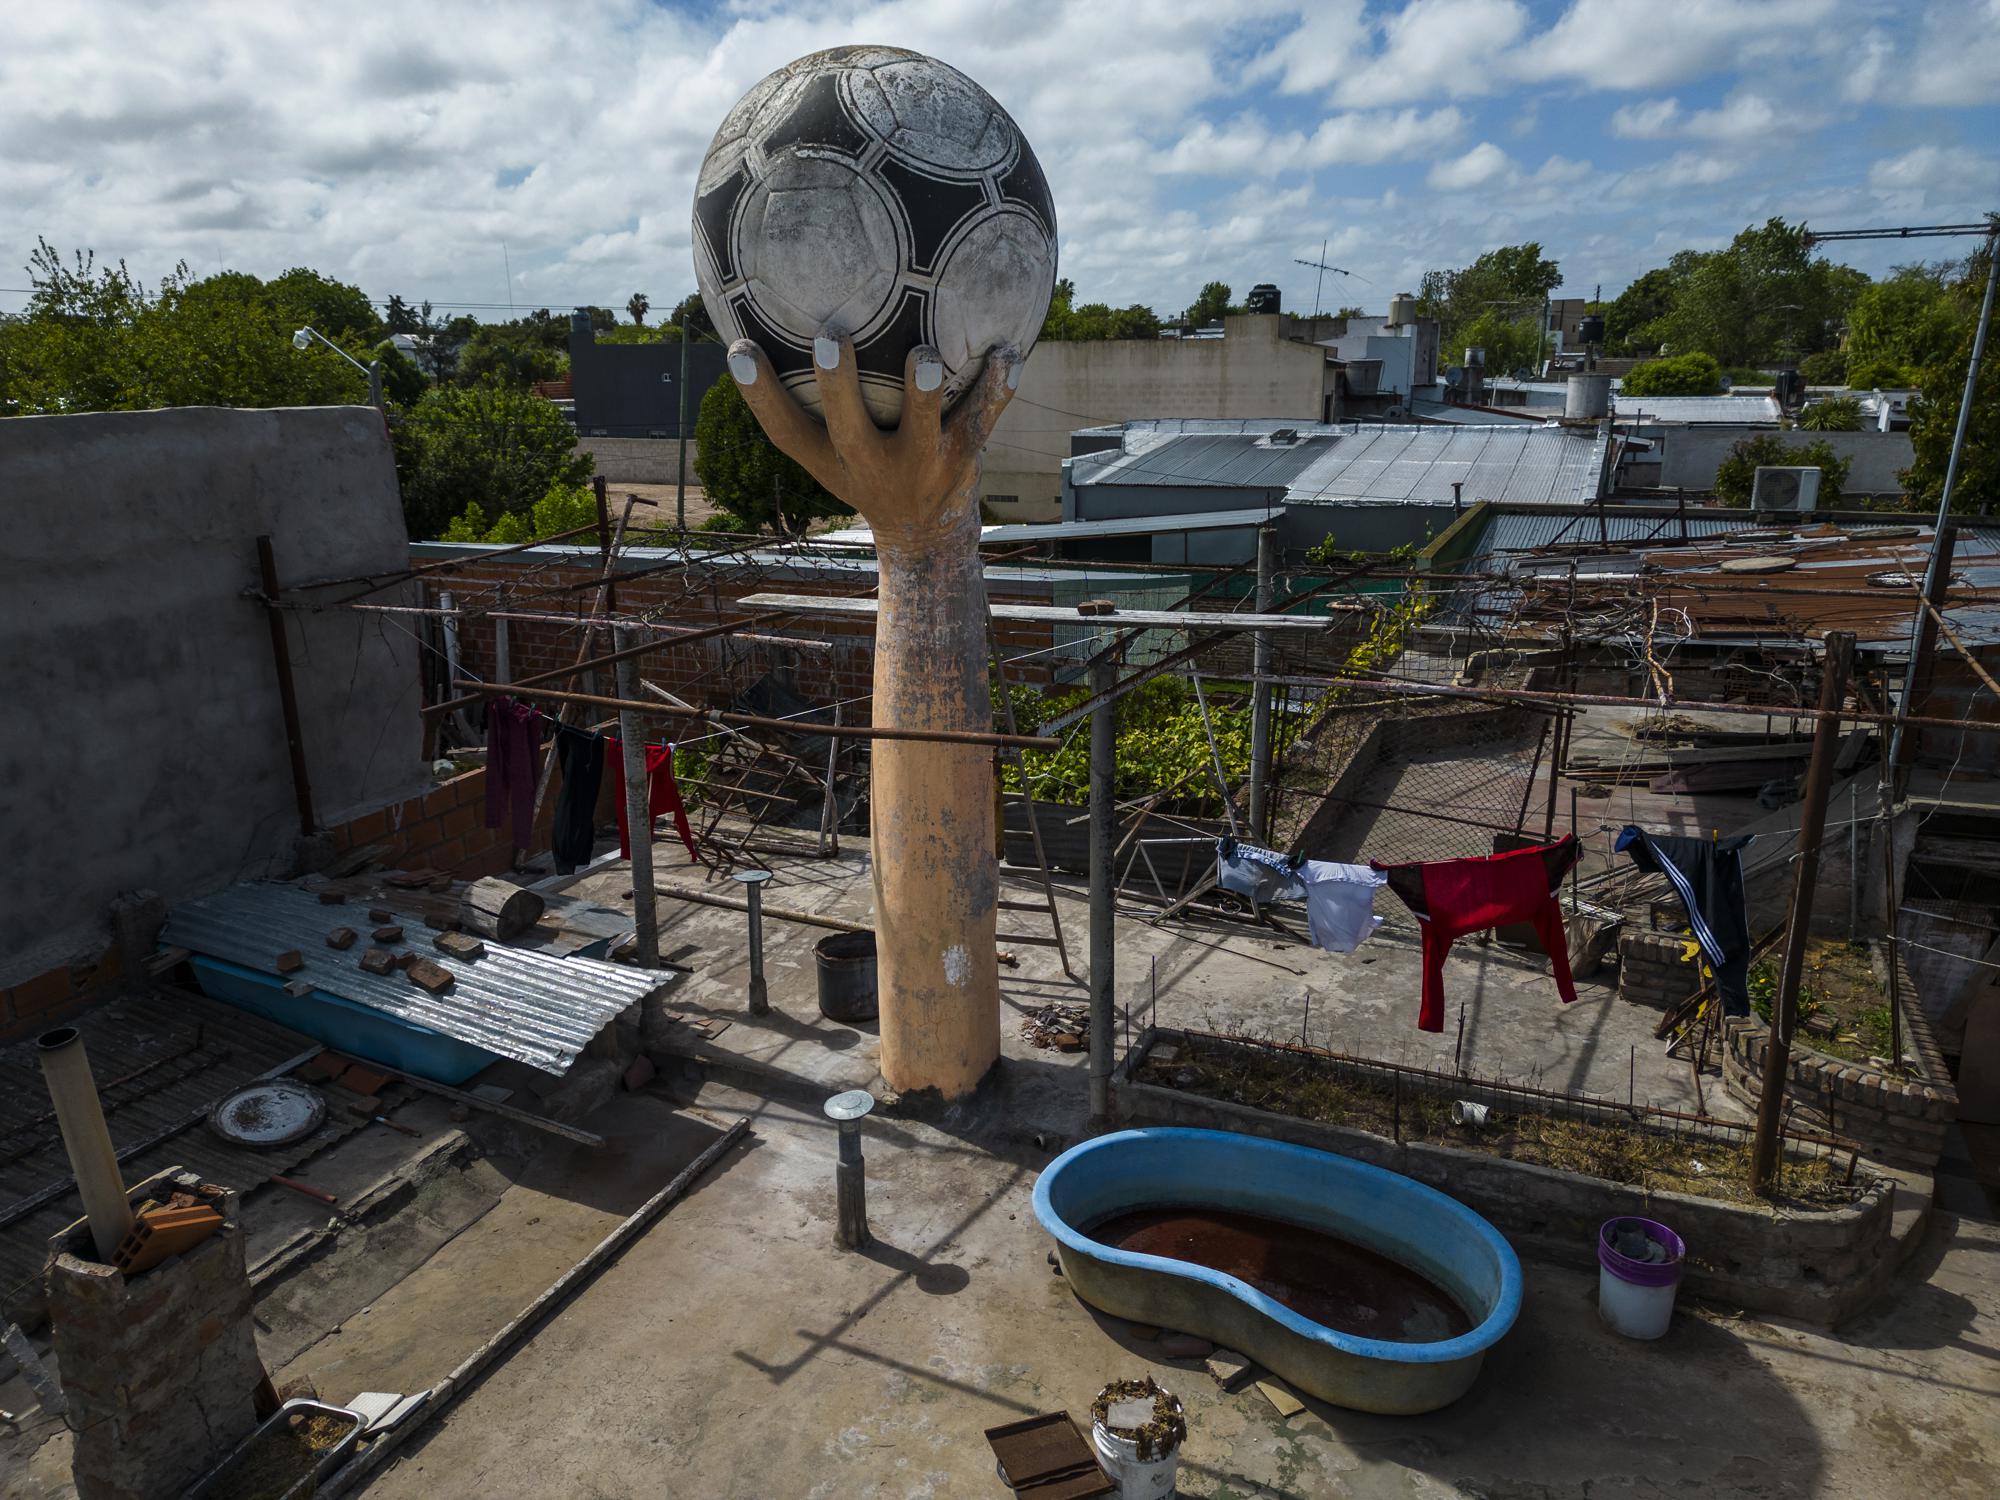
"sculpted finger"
944,344,1022,469
727,339,836,480
812,331,879,458
896,344,946,447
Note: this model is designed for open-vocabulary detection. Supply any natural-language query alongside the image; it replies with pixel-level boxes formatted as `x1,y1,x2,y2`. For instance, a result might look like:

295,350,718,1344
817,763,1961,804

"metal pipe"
825,1090,873,1250
255,534,317,835
676,321,691,532
1750,631,1853,1196
1088,652,1118,1126
615,626,660,969
736,869,773,1015
1247,523,1276,842
36,1028,134,1262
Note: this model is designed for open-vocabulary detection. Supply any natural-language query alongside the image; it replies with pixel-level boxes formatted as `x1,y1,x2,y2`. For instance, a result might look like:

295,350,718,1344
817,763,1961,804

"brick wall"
418,551,1060,726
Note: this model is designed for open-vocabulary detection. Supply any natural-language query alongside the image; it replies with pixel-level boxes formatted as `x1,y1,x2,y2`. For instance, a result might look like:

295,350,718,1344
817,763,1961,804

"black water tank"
1578,313,1606,345
1246,283,1282,314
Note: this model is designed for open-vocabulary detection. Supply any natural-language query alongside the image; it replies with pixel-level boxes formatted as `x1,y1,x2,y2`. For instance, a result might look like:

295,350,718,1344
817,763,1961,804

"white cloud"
1244,1,1370,95
1865,144,2000,218
1337,0,1530,107
1527,0,1839,90
1155,108,1465,175
1609,152,1747,198
1428,142,1515,191
1610,92,1783,140
1905,0,2000,106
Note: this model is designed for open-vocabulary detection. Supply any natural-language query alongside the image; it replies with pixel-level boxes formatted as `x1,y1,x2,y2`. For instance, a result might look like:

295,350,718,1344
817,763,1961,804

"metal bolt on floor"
824,1089,874,1250
734,869,773,1015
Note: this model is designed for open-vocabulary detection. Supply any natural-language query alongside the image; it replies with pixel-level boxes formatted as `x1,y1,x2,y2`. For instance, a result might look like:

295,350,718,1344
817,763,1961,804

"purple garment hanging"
484,696,545,849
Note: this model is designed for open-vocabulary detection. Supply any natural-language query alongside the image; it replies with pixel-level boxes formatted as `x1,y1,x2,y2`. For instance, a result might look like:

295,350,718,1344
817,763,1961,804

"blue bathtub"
1034,1128,1521,1415
189,956,497,1084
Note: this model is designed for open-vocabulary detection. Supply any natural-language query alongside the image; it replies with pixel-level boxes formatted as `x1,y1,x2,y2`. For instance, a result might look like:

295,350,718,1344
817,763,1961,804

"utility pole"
1749,631,1853,1196
1247,523,1277,842
675,319,691,532
1087,649,1119,1126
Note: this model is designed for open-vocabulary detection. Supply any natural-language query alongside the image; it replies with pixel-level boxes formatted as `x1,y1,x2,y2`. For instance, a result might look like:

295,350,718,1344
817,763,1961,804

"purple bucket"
1598,1217,1685,1289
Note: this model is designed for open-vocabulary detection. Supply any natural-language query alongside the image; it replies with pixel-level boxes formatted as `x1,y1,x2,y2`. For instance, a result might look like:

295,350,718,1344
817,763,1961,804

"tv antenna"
1295,242,1373,317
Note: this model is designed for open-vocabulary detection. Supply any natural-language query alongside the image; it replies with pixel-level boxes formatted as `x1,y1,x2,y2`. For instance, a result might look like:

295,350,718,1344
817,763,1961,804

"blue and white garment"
1299,861,1388,953
1615,826,1755,1014
1215,837,1306,904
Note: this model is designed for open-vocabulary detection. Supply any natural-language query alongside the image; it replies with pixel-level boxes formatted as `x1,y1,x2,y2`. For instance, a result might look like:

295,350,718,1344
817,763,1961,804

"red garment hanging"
604,738,698,862
1372,837,1582,1032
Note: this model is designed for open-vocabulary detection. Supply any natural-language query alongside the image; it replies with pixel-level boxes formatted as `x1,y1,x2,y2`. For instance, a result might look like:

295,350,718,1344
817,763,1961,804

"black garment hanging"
1616,827,1755,1014
552,724,606,872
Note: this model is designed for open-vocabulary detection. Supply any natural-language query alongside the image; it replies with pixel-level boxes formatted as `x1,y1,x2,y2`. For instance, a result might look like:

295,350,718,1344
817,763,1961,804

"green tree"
1416,241,1563,355
1621,352,1723,397
1713,433,1852,507
371,340,429,406
1455,307,1541,376
1846,266,1965,376
1186,280,1233,326
1602,265,1686,354
1041,277,1077,339
383,294,419,334
1652,219,1862,366
456,323,563,389
692,376,846,532
0,241,374,413
1039,282,1162,342
670,292,715,340
596,323,675,345
626,292,650,326
1798,349,1847,385
1798,396,1861,431
1334,305,1367,320
267,267,380,341
1848,357,1920,389
392,384,592,539
1905,249,1998,513
439,479,597,544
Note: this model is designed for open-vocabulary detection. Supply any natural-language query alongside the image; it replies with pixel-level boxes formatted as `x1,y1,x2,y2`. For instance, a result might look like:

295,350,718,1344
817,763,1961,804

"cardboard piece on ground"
1256,1378,1304,1417
1205,1348,1255,1390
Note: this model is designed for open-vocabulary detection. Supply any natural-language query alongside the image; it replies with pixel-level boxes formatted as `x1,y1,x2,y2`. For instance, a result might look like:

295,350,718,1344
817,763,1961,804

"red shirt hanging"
1372,837,1582,1032
604,738,699,863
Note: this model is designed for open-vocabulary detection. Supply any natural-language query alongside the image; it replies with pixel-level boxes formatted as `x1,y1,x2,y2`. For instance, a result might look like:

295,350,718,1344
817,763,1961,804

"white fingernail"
1005,361,1022,391
915,359,944,393
729,352,757,385
814,336,840,370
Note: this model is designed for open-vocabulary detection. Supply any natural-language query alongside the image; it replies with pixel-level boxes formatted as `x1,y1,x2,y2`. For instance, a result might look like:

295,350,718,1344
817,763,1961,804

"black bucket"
814,931,878,1022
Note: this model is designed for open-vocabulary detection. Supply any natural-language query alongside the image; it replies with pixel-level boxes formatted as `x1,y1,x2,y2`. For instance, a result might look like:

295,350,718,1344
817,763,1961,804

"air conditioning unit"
1751,466,1821,513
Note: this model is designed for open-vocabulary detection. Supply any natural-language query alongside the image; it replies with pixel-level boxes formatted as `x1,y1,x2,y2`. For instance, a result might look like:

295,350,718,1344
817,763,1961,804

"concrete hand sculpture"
728,335,1020,1097
694,45,1056,1098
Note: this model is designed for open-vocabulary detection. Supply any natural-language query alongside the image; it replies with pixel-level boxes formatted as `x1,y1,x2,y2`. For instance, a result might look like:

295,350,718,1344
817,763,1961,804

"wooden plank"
739,593,1343,632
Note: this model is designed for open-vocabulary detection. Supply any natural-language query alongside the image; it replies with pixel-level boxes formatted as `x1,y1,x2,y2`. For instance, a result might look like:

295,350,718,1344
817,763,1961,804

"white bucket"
1091,1420,1180,1499
1596,1217,1685,1340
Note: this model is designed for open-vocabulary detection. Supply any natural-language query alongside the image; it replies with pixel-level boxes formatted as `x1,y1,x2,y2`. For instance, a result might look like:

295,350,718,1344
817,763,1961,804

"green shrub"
392,384,591,539
1798,349,1846,385
1799,397,1862,431
1621,352,1723,397
1846,357,1918,390
439,480,597,544
1713,434,1852,506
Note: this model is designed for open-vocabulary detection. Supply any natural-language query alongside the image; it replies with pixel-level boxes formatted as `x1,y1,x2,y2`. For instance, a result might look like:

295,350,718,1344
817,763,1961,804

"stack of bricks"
1616,928,1702,1011
0,948,121,1046
1720,945,1957,1171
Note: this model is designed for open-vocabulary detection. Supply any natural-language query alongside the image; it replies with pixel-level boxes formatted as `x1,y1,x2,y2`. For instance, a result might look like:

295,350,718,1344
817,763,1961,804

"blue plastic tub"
1034,1128,1522,1415
189,956,497,1084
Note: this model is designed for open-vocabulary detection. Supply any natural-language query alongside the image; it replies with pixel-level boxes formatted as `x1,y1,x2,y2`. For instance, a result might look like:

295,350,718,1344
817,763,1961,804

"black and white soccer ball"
692,45,1057,428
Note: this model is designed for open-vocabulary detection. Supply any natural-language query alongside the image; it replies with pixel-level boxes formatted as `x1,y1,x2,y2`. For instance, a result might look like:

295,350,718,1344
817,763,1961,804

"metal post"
1750,631,1853,1196
736,869,772,1014
1892,225,1997,771
615,626,659,968
255,534,316,835
676,321,691,532
1891,523,1957,785
1088,651,1118,1125
1247,523,1276,843
367,359,383,412
825,1090,873,1249
593,476,617,617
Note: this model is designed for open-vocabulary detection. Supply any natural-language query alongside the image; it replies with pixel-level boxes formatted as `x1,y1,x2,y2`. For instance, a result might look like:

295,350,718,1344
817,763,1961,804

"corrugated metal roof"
163,883,671,1075
1613,394,1783,424
982,509,1272,542
1408,399,1548,426
1285,424,1607,507
1069,422,1606,508
1467,508,1753,566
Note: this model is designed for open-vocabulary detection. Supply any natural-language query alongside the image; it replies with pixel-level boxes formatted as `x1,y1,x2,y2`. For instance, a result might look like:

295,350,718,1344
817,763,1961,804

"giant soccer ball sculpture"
693,45,1056,426
694,48,1056,1101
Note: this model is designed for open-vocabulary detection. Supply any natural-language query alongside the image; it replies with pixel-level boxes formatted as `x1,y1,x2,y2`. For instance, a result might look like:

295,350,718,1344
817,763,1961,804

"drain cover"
208,1080,327,1148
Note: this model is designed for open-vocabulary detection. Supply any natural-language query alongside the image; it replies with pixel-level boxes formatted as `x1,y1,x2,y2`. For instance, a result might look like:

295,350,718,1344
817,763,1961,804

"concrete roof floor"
351,1077,1998,1500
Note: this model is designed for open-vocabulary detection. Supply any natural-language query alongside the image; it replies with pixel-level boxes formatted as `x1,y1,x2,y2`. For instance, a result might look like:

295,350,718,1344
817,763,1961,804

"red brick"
440,804,478,839
342,809,391,845
431,836,467,870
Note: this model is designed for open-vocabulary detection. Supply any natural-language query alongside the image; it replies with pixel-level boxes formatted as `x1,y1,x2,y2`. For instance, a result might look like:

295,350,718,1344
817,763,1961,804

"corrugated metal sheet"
1613,394,1783,424
0,990,343,1328
164,883,671,1074
1468,509,1752,567
1286,425,1607,508
1073,433,1338,490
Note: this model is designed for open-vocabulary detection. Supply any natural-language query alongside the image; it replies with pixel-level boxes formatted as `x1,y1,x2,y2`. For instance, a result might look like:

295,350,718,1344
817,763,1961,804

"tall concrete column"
1088,651,1118,1124
1247,522,1277,842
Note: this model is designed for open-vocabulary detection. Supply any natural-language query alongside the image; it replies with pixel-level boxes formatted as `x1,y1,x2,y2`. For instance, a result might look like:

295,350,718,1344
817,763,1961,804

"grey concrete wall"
984,315,1335,522
576,435,699,484
1656,427,1915,497
0,407,426,986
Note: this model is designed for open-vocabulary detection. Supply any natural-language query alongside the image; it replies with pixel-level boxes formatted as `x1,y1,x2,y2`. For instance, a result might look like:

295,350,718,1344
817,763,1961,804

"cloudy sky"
4,0,1997,323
